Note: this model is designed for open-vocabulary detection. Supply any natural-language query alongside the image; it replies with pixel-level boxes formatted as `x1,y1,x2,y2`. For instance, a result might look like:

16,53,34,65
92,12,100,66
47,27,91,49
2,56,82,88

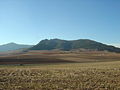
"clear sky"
0,0,120,46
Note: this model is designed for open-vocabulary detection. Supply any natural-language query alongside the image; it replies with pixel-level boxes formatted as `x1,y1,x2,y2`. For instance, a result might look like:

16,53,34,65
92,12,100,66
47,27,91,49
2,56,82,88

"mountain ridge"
0,43,33,52
30,39,120,53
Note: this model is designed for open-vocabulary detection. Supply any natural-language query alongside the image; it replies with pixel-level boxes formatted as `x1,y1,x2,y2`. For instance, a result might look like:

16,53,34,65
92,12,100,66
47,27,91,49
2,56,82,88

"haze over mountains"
30,39,120,53
0,43,33,52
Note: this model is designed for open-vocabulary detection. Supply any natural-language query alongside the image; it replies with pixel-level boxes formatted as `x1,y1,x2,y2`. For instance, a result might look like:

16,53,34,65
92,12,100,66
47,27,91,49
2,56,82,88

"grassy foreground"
0,61,120,90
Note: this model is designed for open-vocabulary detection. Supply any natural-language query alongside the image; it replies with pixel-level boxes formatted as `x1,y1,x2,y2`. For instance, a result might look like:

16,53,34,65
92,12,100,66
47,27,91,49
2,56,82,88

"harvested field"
0,61,120,89
0,50,120,64
0,51,120,89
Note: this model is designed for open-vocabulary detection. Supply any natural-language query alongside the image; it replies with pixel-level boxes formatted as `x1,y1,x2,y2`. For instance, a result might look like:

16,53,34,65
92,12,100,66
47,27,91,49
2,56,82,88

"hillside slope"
30,39,120,53
0,43,33,52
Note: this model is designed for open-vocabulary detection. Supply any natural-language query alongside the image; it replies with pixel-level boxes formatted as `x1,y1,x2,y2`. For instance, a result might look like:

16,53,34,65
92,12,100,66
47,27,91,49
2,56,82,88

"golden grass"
0,61,120,90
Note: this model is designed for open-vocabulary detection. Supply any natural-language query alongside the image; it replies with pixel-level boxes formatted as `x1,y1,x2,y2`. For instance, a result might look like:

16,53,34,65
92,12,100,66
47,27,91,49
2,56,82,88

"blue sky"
0,0,120,46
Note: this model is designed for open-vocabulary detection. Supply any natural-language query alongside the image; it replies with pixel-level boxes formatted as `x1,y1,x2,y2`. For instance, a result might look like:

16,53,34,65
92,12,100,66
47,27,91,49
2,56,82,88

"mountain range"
0,43,33,52
30,39,120,53
0,39,120,53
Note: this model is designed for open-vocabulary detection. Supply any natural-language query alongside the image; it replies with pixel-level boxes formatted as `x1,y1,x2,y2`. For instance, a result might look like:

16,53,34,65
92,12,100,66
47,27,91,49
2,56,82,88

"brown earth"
0,50,120,64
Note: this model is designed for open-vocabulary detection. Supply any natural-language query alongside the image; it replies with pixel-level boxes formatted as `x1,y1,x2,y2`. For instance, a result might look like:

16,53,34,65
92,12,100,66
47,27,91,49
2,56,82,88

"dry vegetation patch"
0,61,120,89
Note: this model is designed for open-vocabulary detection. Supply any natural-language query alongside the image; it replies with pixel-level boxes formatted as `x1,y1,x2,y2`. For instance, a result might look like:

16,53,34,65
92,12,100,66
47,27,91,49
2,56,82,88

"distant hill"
0,43,33,52
30,39,120,53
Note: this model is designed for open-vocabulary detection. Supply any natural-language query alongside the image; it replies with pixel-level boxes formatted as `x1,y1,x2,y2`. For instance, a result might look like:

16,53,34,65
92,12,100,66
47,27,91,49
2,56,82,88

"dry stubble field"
0,51,120,90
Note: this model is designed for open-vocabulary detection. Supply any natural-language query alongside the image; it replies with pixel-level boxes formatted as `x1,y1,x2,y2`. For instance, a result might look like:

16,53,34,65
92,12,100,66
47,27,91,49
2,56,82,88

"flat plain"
0,51,120,90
